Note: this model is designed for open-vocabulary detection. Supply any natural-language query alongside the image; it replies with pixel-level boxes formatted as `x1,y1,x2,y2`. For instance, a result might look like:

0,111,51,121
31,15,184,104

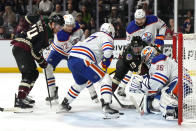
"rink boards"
0,39,174,73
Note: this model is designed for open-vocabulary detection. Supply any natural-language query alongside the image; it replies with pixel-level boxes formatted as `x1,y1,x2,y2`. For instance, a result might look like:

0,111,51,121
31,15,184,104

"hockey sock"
112,78,120,92
67,85,84,104
18,82,31,99
29,81,35,92
47,77,56,96
100,84,112,103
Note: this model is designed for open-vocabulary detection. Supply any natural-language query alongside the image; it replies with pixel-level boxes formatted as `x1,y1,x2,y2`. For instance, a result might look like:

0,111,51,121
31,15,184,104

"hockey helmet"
131,36,143,47
100,23,115,38
134,9,146,19
128,36,145,55
141,46,157,68
49,15,64,26
134,9,146,26
63,14,75,26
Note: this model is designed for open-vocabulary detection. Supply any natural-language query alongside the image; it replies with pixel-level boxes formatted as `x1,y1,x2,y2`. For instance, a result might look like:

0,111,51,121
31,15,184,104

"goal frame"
173,33,183,125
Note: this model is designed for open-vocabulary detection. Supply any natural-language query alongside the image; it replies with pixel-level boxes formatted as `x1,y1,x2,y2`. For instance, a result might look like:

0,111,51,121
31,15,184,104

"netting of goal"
173,33,196,125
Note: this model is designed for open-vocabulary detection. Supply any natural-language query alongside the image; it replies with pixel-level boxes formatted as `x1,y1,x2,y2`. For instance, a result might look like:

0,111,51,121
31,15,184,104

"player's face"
132,46,143,55
64,24,75,33
51,23,63,34
135,18,146,26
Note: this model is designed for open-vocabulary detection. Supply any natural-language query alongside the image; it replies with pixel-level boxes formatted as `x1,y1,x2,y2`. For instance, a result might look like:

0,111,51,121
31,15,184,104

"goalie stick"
109,63,145,111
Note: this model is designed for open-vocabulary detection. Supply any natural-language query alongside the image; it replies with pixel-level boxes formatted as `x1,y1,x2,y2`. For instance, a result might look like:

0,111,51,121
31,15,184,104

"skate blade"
46,100,59,105
56,107,70,114
56,109,69,114
93,98,99,103
103,113,120,119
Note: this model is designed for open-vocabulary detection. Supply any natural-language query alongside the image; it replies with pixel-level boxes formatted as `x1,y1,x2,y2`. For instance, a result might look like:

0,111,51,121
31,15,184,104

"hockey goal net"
173,33,196,125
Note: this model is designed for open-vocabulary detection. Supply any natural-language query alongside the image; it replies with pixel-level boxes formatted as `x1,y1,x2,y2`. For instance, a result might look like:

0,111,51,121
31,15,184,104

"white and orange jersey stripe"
51,42,70,56
151,72,168,85
69,32,114,64
101,42,113,51
83,60,105,79
70,46,97,63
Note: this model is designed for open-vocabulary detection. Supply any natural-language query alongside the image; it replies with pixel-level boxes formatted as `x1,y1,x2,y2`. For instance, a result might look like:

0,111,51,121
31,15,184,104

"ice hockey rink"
0,73,196,131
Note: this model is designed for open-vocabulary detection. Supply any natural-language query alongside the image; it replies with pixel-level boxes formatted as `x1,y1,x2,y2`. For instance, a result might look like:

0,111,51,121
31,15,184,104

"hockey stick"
113,93,136,109
43,68,52,108
109,70,116,75
108,69,136,109
130,94,144,115
110,62,145,110
0,107,33,113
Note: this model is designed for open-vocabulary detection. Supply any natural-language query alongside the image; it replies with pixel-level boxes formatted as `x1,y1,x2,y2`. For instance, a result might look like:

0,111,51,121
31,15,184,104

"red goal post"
173,33,196,125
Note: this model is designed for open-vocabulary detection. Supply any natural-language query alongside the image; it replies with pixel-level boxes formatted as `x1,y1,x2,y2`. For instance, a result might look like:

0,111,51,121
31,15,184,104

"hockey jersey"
69,32,114,64
146,54,193,97
11,15,52,60
51,22,84,56
126,15,167,45
148,54,178,92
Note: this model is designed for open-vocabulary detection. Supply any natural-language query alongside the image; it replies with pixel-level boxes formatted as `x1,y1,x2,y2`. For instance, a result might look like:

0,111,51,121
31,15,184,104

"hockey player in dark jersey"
11,15,64,109
112,36,148,97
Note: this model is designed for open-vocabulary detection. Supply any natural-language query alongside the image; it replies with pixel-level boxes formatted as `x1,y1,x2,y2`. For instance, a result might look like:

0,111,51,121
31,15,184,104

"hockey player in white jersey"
45,14,98,103
117,9,167,97
129,46,193,120
126,9,167,46
59,23,120,118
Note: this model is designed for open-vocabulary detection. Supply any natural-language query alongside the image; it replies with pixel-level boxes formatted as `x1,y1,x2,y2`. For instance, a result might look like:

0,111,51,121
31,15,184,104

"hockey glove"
36,56,48,68
154,35,164,47
101,55,113,71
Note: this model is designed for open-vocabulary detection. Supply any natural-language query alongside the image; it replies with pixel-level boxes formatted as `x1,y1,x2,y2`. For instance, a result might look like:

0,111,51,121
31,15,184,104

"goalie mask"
141,46,157,68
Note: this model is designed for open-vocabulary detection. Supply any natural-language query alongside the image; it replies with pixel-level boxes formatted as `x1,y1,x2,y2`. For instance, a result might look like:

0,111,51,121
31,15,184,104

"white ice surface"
0,73,196,131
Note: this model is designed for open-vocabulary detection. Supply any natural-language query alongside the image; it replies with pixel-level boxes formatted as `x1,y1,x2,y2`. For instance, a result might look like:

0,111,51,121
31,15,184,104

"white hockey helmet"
63,14,75,26
100,23,115,38
134,9,146,19
141,46,157,68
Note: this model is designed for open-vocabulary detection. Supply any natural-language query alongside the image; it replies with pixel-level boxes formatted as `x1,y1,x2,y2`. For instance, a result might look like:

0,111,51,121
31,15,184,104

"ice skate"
100,99,120,119
46,86,59,104
91,94,99,103
164,107,178,120
14,94,33,109
56,97,72,114
25,95,35,104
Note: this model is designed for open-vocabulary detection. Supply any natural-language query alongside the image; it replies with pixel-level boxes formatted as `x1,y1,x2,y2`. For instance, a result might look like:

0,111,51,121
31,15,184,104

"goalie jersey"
147,54,192,96
126,15,166,45
69,32,114,64
51,22,84,56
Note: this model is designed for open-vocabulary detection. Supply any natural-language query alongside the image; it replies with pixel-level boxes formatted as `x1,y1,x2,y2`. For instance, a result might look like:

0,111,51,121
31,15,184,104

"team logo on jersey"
126,54,132,60
142,32,152,43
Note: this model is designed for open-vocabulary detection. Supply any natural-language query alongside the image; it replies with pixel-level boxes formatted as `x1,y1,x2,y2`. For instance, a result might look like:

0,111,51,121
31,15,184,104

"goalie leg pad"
160,87,178,119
